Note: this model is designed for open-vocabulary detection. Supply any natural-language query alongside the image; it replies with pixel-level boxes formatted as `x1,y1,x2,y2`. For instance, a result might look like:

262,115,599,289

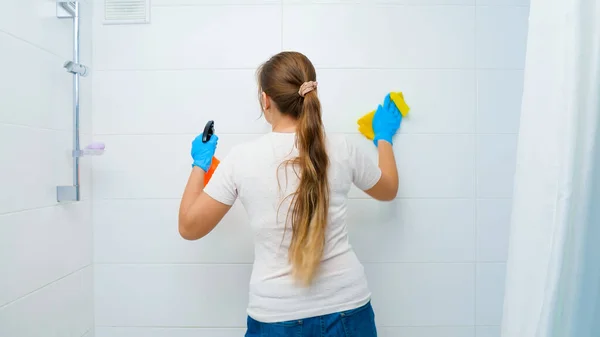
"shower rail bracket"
57,185,80,202
56,1,77,19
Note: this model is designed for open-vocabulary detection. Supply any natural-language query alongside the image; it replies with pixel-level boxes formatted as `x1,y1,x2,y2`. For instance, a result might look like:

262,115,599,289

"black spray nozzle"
202,120,215,143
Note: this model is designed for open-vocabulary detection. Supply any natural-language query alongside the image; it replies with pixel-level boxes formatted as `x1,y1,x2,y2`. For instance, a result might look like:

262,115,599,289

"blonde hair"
257,52,329,285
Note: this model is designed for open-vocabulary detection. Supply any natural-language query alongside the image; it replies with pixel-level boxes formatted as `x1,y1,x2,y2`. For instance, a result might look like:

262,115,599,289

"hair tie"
298,81,318,97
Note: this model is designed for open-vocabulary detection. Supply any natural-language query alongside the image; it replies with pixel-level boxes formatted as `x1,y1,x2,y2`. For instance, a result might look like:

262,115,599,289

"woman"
178,51,401,337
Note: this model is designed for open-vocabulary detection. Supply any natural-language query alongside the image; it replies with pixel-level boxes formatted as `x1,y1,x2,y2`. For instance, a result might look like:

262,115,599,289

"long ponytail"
257,52,330,285
289,86,329,285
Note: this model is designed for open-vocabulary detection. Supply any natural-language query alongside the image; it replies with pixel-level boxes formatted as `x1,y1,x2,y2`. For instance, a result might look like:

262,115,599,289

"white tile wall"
0,266,94,337
0,202,92,305
477,0,528,6
477,70,524,134
0,33,71,130
378,327,475,337
347,199,475,262
93,200,254,264
476,326,501,337
345,134,476,198
318,69,477,134
94,264,252,327
477,199,512,261
367,263,475,326
476,263,506,326
96,328,246,337
0,0,72,59
476,135,518,198
92,134,258,199
476,6,529,69
283,5,475,69
91,0,528,335
92,70,268,135
0,1,94,336
93,5,281,70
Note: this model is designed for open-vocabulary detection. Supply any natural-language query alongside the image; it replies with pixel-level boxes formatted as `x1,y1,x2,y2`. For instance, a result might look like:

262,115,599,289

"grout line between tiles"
0,122,88,133
0,29,69,61
0,264,91,311
0,200,92,217
474,4,479,327
0,204,57,217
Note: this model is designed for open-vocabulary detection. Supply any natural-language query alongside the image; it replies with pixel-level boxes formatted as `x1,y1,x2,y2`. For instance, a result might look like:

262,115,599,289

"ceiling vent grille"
104,0,150,25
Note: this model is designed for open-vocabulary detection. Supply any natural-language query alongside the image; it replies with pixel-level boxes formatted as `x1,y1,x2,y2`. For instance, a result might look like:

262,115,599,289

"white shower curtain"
501,0,600,337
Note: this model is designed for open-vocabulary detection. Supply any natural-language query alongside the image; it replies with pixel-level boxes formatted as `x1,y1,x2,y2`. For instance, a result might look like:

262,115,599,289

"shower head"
64,61,89,77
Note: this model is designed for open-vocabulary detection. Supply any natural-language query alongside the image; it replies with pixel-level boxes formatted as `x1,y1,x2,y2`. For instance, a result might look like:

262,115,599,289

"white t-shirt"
203,132,382,323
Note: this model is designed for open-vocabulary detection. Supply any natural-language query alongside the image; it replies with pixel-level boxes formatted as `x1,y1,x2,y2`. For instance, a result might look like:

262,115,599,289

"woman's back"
204,132,381,322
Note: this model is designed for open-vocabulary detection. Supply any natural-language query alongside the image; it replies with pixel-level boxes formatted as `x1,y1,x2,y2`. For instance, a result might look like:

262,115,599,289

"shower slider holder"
73,142,105,157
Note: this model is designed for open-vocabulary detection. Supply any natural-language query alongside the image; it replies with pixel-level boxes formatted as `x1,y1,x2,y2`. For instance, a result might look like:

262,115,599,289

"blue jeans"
245,301,377,337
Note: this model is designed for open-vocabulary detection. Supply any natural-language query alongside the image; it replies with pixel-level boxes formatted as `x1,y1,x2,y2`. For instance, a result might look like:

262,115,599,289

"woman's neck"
271,116,298,133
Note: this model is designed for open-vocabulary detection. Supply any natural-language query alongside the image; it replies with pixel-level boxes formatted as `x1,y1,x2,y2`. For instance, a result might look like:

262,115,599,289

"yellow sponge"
357,92,410,140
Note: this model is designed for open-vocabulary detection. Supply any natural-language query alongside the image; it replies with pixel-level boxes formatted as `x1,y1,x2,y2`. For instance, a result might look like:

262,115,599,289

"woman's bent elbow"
381,189,397,201
178,217,201,240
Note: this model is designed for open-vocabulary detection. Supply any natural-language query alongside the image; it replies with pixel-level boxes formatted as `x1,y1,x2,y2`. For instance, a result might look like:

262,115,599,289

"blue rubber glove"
372,93,402,146
191,134,218,172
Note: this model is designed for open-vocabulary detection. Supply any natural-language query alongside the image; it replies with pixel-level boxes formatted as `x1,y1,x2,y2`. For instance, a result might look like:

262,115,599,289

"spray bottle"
201,120,220,185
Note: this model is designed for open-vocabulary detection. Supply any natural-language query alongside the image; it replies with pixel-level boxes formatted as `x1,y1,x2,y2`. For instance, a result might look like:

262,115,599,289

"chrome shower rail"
56,1,88,202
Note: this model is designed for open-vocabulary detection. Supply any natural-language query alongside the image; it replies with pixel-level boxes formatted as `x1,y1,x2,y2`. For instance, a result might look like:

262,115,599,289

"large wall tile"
318,69,476,134
283,5,475,68
92,69,269,135
347,134,476,198
476,135,518,198
476,6,529,69
477,70,524,133
366,263,475,326
0,202,92,306
0,32,71,130
477,198,512,261
476,263,506,325
347,199,475,262
0,0,72,59
0,126,72,213
93,5,281,70
94,264,251,327
0,266,93,337
94,199,254,263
